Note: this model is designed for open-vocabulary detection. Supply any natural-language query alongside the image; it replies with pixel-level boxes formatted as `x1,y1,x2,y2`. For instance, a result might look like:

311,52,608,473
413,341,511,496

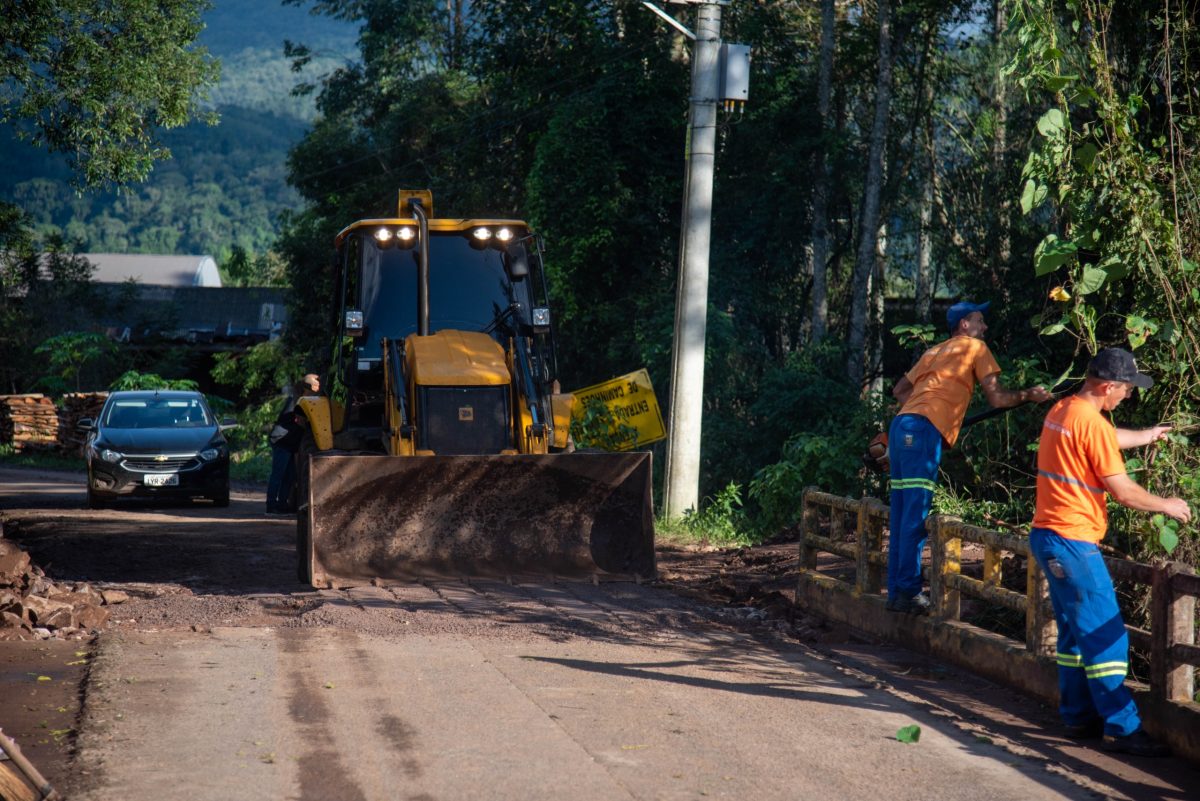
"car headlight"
199,448,221,461
100,448,122,464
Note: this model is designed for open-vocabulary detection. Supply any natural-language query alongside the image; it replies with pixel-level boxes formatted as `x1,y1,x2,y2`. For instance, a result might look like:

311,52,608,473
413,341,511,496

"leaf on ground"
36,676,51,682
621,744,650,750
896,724,921,744
324,682,335,689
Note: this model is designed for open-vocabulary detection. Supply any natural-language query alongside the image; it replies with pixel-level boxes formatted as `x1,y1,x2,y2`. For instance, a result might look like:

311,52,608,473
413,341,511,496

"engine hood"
98,427,223,454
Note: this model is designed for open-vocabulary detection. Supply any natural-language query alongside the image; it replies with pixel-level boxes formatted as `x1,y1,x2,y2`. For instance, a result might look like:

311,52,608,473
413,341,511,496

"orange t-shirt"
899,335,1001,447
1032,396,1124,543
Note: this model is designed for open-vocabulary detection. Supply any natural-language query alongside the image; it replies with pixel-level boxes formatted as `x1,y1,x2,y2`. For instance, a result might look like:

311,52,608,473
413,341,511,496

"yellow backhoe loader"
293,190,655,586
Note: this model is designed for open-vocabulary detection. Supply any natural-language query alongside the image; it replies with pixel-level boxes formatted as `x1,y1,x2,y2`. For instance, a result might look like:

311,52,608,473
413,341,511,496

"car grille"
122,455,199,472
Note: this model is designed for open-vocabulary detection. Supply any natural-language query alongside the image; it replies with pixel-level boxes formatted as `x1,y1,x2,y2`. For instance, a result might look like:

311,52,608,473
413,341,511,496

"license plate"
144,473,179,487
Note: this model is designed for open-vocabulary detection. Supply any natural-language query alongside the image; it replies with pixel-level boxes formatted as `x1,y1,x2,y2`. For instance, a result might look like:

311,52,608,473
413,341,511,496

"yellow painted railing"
799,487,1198,705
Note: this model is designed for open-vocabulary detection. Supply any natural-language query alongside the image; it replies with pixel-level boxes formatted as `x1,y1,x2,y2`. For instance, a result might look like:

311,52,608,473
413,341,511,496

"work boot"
1062,718,1104,739
885,592,931,615
1100,728,1170,757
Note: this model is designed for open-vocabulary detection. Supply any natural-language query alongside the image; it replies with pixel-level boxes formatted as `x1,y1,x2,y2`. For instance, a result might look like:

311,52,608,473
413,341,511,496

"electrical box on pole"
719,43,750,104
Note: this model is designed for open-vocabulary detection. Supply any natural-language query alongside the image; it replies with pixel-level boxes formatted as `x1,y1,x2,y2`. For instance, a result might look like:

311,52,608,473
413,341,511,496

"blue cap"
947,300,990,332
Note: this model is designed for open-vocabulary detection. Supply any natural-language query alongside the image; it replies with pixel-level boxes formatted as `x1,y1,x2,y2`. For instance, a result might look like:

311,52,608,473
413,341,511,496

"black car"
79,390,236,508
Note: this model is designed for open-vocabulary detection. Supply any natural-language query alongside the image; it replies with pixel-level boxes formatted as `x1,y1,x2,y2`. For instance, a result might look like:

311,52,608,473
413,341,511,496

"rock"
0,627,33,641
0,589,20,613
41,607,77,630
22,595,72,625
0,540,31,584
101,590,130,605
1,610,30,631
32,627,52,640
75,605,111,630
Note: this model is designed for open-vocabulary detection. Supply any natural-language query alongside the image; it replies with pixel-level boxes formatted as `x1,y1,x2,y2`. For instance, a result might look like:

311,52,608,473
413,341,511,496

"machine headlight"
495,227,514,242
199,447,221,462
100,448,122,464
374,227,394,243
397,226,415,241
472,227,492,241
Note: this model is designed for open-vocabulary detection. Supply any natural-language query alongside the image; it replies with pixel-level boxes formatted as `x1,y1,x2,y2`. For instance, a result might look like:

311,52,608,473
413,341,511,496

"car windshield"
103,399,212,429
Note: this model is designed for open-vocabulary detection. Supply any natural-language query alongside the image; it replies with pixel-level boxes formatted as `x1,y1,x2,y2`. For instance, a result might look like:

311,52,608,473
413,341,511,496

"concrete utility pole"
662,1,723,518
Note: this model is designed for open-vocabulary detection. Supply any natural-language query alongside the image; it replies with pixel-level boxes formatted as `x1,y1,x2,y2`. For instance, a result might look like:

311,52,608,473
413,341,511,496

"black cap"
1088,348,1153,389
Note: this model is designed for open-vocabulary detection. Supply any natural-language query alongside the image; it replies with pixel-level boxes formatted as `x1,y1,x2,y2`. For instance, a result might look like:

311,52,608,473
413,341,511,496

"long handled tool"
0,728,59,801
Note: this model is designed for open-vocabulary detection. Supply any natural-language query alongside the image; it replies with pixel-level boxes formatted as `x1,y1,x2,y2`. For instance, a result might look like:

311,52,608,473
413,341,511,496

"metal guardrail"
799,487,1198,706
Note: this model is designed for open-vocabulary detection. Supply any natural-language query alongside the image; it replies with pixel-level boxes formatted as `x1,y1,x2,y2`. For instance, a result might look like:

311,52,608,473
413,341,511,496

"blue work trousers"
887,414,942,599
266,445,296,511
1029,527,1140,736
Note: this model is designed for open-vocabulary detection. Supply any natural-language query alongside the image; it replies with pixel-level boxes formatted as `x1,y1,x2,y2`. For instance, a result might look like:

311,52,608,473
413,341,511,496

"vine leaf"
1034,234,1078,276
1037,108,1067,138
1159,528,1179,555
1020,180,1048,214
1076,266,1107,295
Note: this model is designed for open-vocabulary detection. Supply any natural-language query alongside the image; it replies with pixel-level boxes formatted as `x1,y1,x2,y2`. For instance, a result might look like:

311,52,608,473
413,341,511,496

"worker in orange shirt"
1030,347,1189,757
888,301,1052,613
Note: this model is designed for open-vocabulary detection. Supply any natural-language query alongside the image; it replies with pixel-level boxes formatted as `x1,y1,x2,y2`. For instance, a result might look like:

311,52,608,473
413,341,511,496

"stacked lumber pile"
0,528,124,641
0,395,59,452
58,392,108,455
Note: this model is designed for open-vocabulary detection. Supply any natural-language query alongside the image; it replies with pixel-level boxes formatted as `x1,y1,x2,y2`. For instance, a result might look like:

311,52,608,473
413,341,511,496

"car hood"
98,428,223,454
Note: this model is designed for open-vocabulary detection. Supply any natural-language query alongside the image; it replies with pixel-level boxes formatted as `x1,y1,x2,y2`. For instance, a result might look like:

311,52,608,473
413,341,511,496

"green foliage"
682,483,749,544
747,345,890,536
896,725,921,744
108,371,199,392
0,0,220,187
890,323,939,351
1006,0,1200,572
0,445,84,473
33,332,118,394
1,106,306,260
658,483,752,546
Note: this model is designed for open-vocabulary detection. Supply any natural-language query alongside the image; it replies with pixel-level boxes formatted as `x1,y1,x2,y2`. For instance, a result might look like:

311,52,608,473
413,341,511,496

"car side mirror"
219,417,239,432
77,418,95,431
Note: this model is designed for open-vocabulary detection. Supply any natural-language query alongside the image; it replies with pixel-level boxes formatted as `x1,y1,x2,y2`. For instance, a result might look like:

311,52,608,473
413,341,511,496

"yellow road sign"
571,368,666,451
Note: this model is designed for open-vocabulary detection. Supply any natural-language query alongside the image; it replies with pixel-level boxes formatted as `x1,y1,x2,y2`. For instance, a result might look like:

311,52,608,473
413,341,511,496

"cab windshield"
355,234,538,360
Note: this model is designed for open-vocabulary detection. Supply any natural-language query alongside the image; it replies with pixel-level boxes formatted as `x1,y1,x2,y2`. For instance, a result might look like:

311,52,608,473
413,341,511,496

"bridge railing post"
928,515,960,620
856,498,883,596
1152,561,1197,702
1025,551,1055,657
799,487,819,573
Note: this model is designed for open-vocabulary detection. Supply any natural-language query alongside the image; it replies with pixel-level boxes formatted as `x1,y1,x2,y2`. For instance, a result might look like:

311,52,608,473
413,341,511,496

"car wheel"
210,491,230,508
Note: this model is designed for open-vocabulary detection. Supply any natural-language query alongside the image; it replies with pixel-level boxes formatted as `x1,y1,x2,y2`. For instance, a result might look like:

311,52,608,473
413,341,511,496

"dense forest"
0,0,353,261
3,1,1199,570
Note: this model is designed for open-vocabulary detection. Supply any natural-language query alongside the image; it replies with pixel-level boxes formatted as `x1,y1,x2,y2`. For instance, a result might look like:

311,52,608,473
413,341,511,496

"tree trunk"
989,0,1011,297
915,80,934,323
869,222,887,394
808,0,836,344
847,0,893,389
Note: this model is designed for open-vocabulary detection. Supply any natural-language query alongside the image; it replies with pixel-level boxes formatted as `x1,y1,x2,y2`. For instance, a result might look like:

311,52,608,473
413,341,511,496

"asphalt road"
1,468,1196,800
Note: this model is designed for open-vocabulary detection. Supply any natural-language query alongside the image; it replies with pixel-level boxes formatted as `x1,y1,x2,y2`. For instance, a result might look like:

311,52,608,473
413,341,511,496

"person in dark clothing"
266,373,320,514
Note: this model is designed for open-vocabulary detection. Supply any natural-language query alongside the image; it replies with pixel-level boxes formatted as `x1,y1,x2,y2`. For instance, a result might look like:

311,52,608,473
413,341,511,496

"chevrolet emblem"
155,455,169,462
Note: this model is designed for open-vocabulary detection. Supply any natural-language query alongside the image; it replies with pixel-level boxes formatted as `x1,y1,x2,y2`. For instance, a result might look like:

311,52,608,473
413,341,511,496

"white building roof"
85,253,222,287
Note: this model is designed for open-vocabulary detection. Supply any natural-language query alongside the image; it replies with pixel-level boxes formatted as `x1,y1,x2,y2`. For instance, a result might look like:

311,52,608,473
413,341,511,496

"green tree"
0,0,220,187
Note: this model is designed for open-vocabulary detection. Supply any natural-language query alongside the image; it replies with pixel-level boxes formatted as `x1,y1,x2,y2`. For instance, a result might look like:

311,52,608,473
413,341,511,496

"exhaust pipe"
410,197,430,337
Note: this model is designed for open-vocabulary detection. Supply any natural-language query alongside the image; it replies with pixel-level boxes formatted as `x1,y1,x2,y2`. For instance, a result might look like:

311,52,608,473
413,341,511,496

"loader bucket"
297,452,655,586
